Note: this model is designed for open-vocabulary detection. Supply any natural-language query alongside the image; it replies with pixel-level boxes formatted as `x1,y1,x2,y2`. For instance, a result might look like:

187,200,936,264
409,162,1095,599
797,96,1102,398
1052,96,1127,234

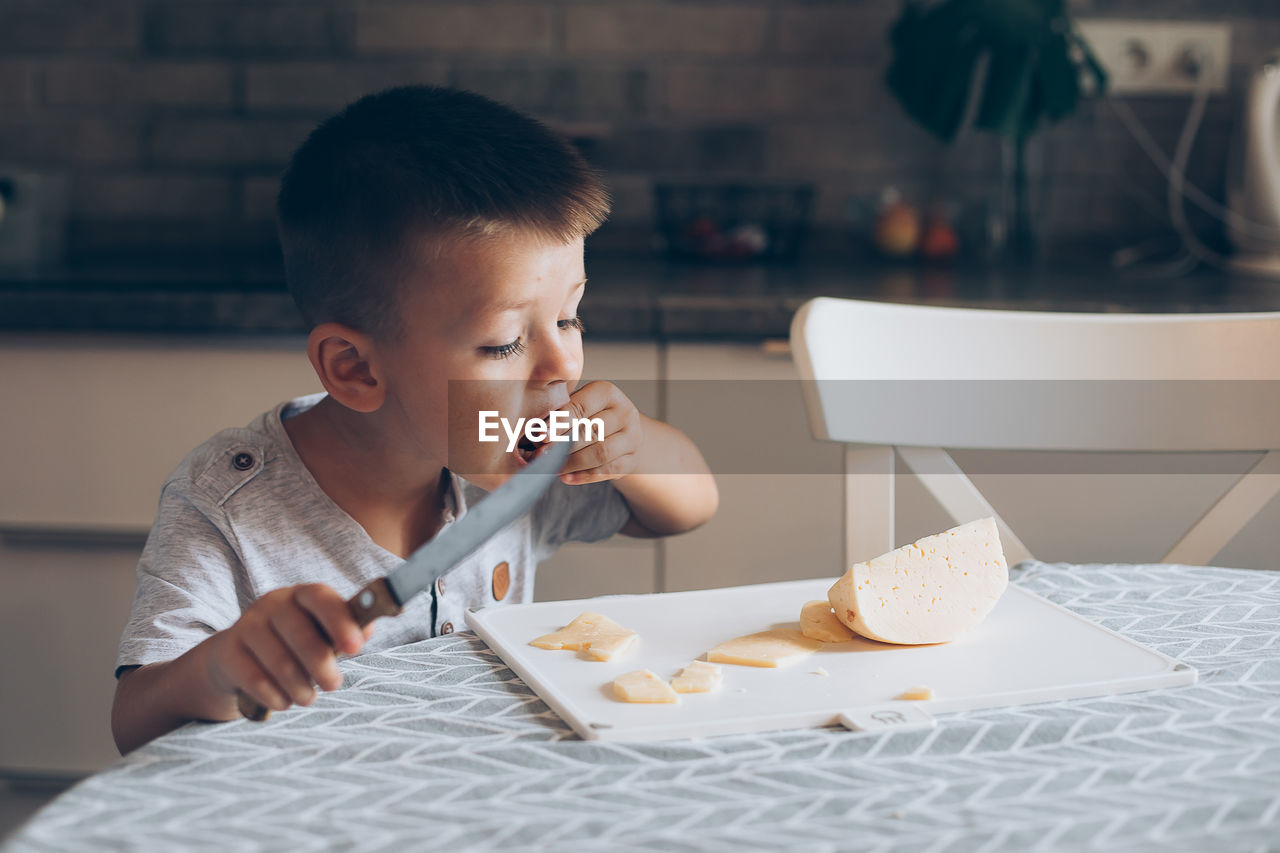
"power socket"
1075,19,1231,95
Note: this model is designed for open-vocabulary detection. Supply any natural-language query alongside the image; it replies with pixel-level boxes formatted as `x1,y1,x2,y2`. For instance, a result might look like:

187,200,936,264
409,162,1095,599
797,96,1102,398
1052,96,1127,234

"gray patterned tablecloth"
7,562,1279,853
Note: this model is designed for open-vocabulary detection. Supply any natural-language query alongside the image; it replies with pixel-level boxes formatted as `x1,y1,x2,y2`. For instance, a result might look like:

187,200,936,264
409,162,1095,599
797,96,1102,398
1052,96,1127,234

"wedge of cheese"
613,669,679,703
828,517,1008,645
670,661,723,694
799,600,854,643
529,612,637,661
707,629,823,668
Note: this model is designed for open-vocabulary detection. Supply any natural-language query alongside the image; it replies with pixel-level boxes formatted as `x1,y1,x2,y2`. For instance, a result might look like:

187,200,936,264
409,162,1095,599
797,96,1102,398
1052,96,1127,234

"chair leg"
896,446,1035,566
845,445,895,567
1162,450,1280,565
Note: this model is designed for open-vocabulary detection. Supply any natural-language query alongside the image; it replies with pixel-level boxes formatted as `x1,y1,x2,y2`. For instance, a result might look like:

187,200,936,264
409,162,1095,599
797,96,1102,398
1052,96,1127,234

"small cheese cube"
707,629,823,668
670,661,723,693
613,669,679,703
799,600,854,643
529,612,637,661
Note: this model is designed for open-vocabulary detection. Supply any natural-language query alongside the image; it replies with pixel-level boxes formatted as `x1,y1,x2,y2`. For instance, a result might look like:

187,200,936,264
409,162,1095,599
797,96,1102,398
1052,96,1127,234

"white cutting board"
467,578,1195,742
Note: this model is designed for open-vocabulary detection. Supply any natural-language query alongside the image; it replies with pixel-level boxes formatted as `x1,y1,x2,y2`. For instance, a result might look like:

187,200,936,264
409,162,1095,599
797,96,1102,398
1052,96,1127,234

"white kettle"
1227,55,1280,276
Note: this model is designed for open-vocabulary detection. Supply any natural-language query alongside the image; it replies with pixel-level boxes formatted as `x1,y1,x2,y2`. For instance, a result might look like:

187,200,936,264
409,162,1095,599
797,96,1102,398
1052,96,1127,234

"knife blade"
238,438,571,721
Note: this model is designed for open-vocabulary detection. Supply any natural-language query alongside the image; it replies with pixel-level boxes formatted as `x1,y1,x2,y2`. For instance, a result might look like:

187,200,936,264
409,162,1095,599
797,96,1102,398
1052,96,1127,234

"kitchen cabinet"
534,343,661,601
0,335,322,531
0,334,320,775
660,342,845,591
0,537,141,776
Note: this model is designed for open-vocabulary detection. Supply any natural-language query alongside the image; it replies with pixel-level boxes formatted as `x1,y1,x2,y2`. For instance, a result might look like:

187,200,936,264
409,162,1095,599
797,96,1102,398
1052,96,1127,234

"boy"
111,86,718,754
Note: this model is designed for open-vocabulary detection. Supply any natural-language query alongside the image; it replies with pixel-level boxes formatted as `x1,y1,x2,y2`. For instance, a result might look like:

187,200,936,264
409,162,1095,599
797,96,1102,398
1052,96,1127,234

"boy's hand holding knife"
229,440,571,721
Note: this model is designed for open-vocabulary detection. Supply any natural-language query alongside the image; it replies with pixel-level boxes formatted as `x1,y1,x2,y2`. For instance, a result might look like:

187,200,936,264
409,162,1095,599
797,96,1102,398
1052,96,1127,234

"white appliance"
1227,55,1280,276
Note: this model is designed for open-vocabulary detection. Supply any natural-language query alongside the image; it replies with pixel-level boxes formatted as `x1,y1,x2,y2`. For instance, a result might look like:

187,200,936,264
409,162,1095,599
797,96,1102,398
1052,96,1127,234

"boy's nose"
530,333,580,387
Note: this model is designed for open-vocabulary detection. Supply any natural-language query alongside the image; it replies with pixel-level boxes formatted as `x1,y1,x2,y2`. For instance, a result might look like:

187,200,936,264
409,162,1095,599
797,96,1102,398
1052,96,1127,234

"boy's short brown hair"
276,85,610,340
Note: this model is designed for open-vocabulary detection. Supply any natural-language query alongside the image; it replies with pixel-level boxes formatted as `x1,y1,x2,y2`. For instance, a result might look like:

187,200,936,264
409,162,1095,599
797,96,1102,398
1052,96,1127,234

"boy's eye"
481,338,527,360
480,319,580,359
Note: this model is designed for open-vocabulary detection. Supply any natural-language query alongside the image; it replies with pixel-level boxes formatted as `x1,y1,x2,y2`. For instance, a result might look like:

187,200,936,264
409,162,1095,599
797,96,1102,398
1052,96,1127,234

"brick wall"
0,0,1276,262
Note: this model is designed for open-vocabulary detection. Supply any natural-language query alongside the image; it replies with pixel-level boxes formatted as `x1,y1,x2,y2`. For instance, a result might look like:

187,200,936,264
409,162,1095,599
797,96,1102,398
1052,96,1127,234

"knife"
237,438,572,721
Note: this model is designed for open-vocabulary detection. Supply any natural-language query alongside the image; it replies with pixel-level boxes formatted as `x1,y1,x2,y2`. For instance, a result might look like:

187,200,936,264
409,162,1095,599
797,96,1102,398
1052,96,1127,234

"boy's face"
376,229,587,491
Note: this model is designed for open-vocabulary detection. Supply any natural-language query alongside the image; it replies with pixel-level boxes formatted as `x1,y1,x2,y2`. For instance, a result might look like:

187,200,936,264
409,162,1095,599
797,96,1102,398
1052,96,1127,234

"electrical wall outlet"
1075,19,1231,95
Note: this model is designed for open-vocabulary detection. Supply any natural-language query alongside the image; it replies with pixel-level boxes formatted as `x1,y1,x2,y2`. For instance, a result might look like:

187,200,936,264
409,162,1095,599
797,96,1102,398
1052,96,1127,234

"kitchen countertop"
3,254,1279,339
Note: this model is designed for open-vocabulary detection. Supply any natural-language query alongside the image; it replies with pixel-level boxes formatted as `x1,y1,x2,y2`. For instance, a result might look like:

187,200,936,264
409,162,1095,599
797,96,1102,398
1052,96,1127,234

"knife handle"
235,578,403,722
346,577,404,628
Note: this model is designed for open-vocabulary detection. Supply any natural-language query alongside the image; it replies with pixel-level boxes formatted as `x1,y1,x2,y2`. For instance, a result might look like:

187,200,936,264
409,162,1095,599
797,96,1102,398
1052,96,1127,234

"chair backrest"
791,297,1280,453
789,297,1280,567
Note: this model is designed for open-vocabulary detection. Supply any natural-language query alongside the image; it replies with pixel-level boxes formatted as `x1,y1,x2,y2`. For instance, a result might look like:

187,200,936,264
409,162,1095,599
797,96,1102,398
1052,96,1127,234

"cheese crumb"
529,612,637,661
896,686,934,701
812,667,829,677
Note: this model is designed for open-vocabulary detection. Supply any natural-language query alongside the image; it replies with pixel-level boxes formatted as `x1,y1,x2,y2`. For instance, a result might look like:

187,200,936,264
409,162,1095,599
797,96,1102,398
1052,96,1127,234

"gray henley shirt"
115,393,632,674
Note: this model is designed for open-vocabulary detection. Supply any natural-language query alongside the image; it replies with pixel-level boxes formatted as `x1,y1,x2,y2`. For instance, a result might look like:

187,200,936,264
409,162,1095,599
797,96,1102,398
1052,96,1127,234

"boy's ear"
306,323,386,414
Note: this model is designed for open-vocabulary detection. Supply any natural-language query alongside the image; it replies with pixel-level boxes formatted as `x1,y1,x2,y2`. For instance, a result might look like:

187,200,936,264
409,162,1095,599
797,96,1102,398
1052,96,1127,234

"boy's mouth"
511,410,555,466
513,433,547,464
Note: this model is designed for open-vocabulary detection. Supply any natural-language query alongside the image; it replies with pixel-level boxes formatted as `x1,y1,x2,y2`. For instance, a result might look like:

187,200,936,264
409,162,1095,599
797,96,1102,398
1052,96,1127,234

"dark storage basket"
653,183,815,263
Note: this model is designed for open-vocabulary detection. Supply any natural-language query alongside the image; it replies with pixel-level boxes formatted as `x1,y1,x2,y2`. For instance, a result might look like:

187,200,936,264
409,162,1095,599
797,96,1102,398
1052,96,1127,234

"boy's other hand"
206,584,373,714
559,381,643,485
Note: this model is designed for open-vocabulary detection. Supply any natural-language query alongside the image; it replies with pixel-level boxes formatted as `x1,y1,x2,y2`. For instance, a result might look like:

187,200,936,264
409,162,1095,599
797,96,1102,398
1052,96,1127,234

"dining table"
5,560,1279,852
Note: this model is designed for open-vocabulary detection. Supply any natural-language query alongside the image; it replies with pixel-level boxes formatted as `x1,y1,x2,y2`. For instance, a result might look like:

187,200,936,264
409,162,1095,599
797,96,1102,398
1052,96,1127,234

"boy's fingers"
560,440,607,474
565,407,620,456
561,452,637,484
226,637,290,712
565,380,615,420
560,431,639,475
295,584,366,657
269,603,343,693
565,384,632,431
241,620,316,708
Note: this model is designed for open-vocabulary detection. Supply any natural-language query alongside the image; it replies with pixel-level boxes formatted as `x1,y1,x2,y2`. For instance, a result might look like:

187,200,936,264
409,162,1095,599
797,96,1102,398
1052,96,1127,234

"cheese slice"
799,600,854,643
613,669,679,703
529,612,637,661
707,629,823,668
828,517,1008,645
670,660,723,693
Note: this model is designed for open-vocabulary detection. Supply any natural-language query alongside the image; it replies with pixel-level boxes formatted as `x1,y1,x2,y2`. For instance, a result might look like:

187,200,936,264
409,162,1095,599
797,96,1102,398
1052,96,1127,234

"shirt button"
436,577,445,596
440,622,454,635
232,452,254,471
492,561,510,601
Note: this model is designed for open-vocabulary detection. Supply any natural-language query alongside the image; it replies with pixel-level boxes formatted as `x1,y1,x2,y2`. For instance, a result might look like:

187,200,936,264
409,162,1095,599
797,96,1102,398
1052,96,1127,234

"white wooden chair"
789,297,1280,568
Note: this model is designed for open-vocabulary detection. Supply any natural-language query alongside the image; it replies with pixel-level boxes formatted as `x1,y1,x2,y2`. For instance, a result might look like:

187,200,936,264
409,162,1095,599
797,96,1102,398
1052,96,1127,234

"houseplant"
885,0,1107,262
